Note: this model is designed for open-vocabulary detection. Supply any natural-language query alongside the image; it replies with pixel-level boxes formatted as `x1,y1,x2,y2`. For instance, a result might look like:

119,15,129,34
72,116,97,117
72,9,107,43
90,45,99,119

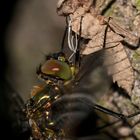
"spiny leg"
78,97,140,139
52,93,140,139
102,17,111,48
79,98,140,125
59,93,140,121
53,94,140,123
60,17,69,52
75,16,83,69
78,98,127,120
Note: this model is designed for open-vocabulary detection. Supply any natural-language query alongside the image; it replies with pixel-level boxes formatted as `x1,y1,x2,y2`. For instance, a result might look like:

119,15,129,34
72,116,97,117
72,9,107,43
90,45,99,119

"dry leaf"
103,42,134,95
57,0,139,95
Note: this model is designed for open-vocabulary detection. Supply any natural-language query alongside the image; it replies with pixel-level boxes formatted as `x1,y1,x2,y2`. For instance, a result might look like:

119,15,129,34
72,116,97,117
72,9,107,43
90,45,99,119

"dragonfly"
23,16,140,140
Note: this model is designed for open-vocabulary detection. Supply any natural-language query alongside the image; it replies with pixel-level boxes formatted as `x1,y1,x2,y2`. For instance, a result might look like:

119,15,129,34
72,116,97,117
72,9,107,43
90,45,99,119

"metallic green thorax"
25,84,64,139
28,84,61,116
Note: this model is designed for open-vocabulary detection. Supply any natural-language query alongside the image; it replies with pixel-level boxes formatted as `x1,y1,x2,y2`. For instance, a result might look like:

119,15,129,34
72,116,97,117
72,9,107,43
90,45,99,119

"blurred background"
0,0,66,139
5,0,65,100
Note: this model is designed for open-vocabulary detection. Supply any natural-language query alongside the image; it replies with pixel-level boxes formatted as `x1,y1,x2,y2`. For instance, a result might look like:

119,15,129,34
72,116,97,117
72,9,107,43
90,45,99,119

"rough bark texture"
57,0,140,139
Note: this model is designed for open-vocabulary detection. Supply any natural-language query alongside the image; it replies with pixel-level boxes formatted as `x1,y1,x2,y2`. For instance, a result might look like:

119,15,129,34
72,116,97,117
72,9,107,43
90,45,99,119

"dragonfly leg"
74,16,84,70
61,17,68,52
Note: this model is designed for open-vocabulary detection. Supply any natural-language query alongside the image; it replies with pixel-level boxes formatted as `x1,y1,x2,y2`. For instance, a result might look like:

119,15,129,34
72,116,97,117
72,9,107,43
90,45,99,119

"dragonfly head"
37,52,75,83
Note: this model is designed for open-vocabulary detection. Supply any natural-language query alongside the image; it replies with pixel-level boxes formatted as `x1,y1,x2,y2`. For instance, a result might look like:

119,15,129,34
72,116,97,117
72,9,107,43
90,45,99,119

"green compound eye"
41,59,72,80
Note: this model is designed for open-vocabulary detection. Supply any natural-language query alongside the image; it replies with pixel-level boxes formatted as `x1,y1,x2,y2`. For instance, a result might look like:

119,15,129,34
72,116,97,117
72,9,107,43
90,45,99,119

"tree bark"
57,0,140,139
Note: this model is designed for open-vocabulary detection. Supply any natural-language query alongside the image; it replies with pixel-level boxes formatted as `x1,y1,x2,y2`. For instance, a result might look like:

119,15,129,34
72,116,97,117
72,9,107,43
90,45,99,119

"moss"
132,51,140,72
132,92,140,107
133,52,140,60
136,0,140,11
132,52,140,71
134,124,140,139
104,6,114,16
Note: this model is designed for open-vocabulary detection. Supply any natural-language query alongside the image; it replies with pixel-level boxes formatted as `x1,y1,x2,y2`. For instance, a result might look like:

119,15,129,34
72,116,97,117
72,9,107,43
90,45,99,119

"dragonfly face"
37,52,77,85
